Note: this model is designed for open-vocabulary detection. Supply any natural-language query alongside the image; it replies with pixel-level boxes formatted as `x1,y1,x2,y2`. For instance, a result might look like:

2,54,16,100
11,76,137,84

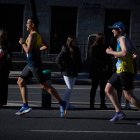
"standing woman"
89,33,112,109
0,28,12,107
56,36,82,110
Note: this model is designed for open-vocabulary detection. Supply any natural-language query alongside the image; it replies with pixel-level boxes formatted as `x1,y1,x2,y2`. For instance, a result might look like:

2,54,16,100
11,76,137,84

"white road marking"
29,130,140,134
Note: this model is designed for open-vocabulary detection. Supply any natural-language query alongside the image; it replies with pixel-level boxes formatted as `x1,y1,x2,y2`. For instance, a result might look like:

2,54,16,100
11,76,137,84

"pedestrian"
15,17,66,117
0,28,12,107
105,21,140,123
56,36,81,110
88,33,112,109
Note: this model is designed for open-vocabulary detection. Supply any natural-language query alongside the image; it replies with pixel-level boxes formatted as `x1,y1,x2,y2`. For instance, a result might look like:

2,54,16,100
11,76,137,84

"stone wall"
0,0,140,56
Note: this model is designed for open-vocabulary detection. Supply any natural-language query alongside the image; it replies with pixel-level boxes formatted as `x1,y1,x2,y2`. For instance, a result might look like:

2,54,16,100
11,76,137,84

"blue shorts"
20,65,46,84
108,72,134,90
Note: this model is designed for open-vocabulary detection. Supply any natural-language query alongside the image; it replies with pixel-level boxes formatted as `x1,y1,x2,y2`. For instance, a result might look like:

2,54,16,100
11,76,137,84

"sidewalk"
9,71,91,85
9,71,140,86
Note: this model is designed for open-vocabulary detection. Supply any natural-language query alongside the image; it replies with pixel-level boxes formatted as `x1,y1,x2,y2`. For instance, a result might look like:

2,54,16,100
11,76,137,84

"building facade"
0,0,140,60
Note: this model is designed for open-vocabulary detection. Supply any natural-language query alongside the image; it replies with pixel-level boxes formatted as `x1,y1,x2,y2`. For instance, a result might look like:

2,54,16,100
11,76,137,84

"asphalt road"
0,84,140,140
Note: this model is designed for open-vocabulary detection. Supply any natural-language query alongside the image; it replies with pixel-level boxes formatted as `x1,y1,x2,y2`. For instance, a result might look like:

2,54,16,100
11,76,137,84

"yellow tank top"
26,31,42,48
116,37,134,74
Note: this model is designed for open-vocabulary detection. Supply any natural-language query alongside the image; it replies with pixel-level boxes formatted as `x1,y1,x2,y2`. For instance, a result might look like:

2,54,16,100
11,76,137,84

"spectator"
56,36,81,110
88,33,112,109
0,28,12,107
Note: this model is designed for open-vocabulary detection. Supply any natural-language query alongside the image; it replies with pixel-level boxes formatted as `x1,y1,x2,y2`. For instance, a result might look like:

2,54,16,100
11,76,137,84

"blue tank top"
116,36,134,74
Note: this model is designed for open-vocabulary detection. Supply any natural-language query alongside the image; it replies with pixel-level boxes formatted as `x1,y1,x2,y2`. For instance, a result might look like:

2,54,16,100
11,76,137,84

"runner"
15,17,66,117
105,21,140,123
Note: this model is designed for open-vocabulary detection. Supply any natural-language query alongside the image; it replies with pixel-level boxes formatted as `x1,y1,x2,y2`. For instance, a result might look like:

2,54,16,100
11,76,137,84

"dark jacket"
0,45,12,71
89,44,112,78
56,45,81,77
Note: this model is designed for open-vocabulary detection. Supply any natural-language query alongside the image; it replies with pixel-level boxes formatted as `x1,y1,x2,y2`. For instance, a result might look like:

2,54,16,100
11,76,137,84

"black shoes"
100,104,108,110
90,104,94,109
90,103,108,110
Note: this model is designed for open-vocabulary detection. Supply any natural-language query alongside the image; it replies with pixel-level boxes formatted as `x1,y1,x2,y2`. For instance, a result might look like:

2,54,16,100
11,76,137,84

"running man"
16,17,66,117
105,21,140,123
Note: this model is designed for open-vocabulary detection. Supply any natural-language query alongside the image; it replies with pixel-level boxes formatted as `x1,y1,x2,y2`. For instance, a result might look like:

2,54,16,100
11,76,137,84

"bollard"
42,70,52,109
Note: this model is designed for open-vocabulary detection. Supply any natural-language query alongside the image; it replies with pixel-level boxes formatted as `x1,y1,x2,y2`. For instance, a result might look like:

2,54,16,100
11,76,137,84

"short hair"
27,16,39,28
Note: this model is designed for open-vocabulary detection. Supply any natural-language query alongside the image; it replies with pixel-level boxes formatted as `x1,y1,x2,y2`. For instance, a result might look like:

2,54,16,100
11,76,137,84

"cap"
108,21,125,31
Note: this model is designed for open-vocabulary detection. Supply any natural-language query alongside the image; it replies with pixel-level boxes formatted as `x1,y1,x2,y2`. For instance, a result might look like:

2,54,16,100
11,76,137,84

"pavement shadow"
65,116,109,120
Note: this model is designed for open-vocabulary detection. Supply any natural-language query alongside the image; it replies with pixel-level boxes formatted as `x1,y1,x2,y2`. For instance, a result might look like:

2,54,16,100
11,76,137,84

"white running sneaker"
60,101,67,118
137,122,140,126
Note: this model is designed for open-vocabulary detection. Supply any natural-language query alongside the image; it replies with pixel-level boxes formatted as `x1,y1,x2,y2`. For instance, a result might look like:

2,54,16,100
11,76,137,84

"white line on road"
29,130,140,134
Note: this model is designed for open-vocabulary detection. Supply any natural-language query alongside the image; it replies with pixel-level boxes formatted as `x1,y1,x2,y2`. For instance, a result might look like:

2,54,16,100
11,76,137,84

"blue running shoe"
110,112,126,123
60,101,67,118
15,106,32,115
